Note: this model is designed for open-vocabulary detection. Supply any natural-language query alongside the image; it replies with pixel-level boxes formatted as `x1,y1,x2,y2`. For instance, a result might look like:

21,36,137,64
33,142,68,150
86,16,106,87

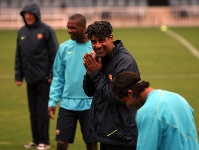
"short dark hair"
111,72,150,99
85,21,113,40
69,14,86,26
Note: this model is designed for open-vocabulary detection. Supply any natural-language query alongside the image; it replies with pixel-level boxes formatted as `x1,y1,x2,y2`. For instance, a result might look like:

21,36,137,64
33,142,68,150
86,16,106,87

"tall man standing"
83,21,140,150
14,2,58,150
48,14,98,150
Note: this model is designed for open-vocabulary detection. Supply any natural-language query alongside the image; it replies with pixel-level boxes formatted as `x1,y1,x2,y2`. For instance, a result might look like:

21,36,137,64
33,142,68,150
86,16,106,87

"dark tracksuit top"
83,40,140,147
15,3,58,84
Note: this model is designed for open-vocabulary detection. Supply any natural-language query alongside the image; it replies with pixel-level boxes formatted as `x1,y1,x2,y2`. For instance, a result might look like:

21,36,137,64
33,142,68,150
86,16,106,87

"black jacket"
83,40,139,147
15,2,58,84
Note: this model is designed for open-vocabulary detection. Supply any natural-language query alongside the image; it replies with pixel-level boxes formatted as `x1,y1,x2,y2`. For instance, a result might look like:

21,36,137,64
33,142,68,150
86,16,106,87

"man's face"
90,35,114,58
117,96,135,108
67,19,85,41
116,90,140,109
24,12,36,25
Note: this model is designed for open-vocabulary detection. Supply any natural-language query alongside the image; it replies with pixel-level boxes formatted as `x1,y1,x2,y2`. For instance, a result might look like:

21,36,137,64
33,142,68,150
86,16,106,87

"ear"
82,24,86,29
110,34,114,42
127,89,133,97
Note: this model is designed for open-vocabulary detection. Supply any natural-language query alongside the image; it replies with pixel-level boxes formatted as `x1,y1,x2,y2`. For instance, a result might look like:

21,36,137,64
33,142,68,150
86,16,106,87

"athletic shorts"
55,107,95,143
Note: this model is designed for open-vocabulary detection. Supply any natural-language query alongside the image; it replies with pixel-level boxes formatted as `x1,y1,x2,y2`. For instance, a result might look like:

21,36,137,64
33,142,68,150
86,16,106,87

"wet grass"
0,27,199,149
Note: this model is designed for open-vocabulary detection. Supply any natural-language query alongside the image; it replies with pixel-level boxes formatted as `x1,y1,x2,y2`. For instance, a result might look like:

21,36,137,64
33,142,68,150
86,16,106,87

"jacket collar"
101,40,123,63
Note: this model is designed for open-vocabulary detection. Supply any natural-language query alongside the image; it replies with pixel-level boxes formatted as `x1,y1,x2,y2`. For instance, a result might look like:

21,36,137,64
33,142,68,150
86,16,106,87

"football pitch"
0,26,199,149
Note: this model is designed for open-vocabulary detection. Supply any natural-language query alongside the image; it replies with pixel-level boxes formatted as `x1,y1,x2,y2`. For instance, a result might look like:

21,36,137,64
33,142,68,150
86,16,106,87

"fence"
0,6,199,29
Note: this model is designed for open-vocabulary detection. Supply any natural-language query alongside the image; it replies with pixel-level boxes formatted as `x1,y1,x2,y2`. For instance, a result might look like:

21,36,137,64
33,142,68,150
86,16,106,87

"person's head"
111,71,150,108
85,21,115,58
67,14,87,42
20,2,40,26
23,12,36,25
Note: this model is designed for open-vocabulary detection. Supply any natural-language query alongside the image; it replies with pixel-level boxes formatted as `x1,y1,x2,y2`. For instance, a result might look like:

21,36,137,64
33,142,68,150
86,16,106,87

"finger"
48,78,52,83
83,58,89,67
84,54,93,66
50,111,55,120
48,109,55,120
98,58,102,65
16,81,22,86
83,53,89,59
87,54,96,64
91,50,96,57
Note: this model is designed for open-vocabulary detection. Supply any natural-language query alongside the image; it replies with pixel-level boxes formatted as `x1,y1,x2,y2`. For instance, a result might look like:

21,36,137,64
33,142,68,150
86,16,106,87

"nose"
24,12,31,18
95,41,102,48
67,28,72,33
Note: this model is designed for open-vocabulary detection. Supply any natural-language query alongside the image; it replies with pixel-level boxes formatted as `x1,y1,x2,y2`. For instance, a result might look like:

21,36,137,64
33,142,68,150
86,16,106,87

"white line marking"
165,28,199,60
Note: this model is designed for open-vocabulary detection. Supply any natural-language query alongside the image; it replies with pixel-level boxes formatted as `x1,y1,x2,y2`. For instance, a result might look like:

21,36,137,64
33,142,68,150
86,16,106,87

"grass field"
0,26,199,149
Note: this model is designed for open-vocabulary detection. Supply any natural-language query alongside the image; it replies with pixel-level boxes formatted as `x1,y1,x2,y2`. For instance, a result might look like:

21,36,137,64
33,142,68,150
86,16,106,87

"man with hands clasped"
83,21,140,150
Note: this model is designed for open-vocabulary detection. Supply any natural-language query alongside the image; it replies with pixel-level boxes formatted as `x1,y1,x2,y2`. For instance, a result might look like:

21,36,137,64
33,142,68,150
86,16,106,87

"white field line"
1,74,199,80
165,28,199,60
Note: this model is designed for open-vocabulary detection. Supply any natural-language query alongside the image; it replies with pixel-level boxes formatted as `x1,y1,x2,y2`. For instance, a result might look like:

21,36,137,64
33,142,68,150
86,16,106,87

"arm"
84,53,139,104
91,58,136,104
46,27,59,81
14,33,24,86
82,53,99,96
83,73,96,96
48,47,65,117
136,112,162,150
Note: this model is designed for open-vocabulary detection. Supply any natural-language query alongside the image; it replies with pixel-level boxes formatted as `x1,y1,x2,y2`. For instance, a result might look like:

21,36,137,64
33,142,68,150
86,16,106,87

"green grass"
0,27,199,149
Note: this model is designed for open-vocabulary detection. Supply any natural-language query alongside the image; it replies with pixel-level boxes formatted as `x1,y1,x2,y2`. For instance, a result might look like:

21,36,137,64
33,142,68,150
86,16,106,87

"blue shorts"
55,107,95,143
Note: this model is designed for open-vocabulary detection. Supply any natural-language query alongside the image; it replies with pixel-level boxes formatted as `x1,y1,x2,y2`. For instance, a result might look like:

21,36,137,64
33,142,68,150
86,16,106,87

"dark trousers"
27,81,50,145
100,143,136,150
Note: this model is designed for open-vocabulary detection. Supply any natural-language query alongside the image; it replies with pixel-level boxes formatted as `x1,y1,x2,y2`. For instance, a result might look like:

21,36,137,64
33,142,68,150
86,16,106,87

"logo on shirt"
37,33,43,40
20,36,26,40
67,52,73,54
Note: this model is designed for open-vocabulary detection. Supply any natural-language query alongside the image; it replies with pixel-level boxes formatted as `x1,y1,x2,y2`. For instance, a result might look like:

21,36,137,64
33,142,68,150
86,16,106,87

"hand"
91,49,96,58
48,78,52,83
48,106,56,120
108,74,113,82
83,53,102,76
16,81,22,86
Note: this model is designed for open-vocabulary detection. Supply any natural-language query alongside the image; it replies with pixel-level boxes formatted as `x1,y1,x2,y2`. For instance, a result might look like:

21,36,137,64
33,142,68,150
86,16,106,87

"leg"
27,83,38,144
57,141,69,150
100,143,106,150
56,108,78,150
78,110,98,150
36,81,50,145
86,142,98,150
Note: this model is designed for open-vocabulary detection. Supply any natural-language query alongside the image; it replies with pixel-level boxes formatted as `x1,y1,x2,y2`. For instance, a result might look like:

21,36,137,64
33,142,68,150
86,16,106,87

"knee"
57,141,68,150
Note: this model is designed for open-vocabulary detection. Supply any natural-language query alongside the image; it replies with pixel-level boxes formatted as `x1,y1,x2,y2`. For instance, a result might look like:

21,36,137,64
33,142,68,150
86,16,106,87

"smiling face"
67,19,85,42
90,34,115,58
24,12,36,25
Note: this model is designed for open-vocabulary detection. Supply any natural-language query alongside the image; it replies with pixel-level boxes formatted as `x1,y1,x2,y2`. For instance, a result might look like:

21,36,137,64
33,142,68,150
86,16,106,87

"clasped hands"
83,53,102,76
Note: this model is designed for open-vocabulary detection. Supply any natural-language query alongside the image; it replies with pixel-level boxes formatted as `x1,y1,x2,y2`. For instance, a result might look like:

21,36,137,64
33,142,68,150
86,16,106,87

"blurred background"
0,0,199,29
